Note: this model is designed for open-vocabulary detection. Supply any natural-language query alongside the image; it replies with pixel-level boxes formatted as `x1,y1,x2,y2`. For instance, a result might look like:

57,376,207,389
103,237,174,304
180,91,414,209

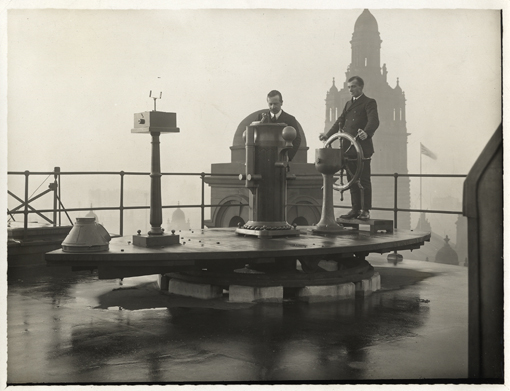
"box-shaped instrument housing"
132,111,179,133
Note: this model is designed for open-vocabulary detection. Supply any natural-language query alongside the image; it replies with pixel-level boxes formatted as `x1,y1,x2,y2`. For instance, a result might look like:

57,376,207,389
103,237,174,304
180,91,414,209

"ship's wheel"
323,132,365,199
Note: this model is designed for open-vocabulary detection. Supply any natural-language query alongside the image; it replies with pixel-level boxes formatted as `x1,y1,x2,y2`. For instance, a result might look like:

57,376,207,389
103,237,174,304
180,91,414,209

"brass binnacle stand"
310,148,348,234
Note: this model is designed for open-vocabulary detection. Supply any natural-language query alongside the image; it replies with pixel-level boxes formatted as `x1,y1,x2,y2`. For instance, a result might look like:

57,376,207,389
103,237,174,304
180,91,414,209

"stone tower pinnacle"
350,9,382,74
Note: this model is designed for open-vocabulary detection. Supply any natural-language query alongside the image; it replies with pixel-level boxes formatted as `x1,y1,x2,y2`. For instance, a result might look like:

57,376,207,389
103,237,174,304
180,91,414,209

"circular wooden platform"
45,227,431,280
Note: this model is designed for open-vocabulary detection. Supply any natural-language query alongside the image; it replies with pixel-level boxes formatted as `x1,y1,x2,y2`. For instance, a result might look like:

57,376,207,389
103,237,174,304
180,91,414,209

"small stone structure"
168,278,223,300
158,272,382,303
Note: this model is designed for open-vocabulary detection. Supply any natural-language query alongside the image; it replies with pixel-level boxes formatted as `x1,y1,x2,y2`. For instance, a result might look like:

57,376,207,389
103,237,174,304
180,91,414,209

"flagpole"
420,144,422,211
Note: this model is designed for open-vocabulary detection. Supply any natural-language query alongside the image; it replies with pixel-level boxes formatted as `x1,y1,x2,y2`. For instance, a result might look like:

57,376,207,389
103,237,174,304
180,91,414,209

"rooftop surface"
7,255,467,384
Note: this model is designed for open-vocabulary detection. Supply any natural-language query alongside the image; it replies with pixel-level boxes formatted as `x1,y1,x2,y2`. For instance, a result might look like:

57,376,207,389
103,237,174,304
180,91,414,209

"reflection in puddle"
7,263,460,383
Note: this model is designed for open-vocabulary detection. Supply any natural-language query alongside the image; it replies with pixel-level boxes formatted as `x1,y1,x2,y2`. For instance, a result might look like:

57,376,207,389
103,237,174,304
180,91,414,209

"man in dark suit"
319,76,379,220
258,90,301,161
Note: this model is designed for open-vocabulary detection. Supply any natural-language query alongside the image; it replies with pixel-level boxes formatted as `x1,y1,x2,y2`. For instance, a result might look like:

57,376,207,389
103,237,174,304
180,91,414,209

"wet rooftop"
7,255,467,384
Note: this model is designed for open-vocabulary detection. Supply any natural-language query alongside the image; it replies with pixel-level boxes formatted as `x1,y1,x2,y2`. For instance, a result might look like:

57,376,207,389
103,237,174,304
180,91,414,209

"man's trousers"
345,156,372,211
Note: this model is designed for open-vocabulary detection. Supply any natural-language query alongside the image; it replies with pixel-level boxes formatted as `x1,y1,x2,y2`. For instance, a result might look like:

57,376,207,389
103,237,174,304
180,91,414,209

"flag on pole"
420,143,437,160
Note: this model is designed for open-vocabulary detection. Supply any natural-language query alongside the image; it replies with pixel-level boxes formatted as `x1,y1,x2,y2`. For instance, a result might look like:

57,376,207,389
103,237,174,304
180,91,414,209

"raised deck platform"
336,217,394,234
45,227,430,279
8,222,73,266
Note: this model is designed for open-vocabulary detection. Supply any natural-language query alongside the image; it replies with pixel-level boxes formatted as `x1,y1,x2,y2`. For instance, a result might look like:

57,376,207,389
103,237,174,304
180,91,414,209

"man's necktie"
271,115,277,123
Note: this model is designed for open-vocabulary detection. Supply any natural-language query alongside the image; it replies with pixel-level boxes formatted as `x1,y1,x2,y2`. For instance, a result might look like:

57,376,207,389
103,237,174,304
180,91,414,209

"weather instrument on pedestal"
131,91,181,247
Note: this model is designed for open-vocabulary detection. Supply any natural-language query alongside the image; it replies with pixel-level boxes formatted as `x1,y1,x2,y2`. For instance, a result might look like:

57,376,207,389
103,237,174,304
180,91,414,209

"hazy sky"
2,1,505,230
0,3,506,386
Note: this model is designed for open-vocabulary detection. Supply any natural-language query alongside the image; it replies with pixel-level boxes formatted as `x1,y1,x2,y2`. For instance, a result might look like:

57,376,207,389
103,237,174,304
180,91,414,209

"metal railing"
7,167,466,238
365,172,466,229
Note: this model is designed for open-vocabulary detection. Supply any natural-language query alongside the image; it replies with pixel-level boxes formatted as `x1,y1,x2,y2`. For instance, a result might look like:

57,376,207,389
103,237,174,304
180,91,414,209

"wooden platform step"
336,217,394,234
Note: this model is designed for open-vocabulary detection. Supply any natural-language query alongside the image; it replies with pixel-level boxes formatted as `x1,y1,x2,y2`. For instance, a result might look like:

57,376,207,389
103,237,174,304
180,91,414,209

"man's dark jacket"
258,110,302,161
324,94,379,157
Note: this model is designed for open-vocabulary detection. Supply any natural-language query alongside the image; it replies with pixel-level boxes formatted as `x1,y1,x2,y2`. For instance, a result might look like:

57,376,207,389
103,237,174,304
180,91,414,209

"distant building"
435,235,459,265
427,195,467,265
401,212,453,263
167,203,191,231
325,9,411,229
415,212,431,232
85,204,99,223
88,188,149,234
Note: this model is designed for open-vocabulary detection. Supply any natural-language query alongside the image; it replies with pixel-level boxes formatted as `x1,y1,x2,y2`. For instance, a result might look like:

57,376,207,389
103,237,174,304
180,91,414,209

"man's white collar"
271,110,283,119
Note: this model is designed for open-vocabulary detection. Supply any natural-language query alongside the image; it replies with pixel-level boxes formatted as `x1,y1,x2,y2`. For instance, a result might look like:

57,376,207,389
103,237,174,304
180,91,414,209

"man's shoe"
358,210,370,220
340,209,360,219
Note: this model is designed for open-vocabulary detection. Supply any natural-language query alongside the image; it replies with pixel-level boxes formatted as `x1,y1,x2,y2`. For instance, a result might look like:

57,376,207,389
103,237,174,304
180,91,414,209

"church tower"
325,9,411,229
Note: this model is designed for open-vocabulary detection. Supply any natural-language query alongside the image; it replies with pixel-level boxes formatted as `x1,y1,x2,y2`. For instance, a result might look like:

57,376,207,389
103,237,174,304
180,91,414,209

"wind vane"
149,90,162,111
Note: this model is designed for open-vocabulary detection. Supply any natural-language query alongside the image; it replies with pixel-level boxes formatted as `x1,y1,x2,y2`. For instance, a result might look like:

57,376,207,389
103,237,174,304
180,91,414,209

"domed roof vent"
435,235,459,265
354,9,379,32
62,217,111,253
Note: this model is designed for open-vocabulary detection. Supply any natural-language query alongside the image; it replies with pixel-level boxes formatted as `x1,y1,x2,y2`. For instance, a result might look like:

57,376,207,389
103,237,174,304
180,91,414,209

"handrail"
8,204,248,214
7,171,234,176
8,168,467,238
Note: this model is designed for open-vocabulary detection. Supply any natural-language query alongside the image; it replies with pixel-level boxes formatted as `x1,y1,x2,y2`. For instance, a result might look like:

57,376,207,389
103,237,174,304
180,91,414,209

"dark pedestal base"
235,227,301,238
132,233,180,248
167,256,374,288
168,265,374,288
309,225,354,235
336,218,394,234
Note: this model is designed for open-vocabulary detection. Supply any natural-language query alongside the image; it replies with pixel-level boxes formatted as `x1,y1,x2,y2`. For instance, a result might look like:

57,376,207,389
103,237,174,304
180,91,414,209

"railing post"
53,167,60,226
120,171,125,236
23,171,29,240
58,169,62,226
388,172,403,265
200,172,205,229
393,172,398,229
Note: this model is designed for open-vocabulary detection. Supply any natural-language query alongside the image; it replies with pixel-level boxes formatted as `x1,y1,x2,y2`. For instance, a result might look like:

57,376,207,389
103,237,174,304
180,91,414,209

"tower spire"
350,9,382,78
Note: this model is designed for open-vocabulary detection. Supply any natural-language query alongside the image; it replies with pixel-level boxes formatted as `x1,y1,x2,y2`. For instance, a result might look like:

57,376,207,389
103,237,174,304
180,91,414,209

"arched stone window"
228,216,245,228
212,195,249,228
291,216,309,226
286,197,321,226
